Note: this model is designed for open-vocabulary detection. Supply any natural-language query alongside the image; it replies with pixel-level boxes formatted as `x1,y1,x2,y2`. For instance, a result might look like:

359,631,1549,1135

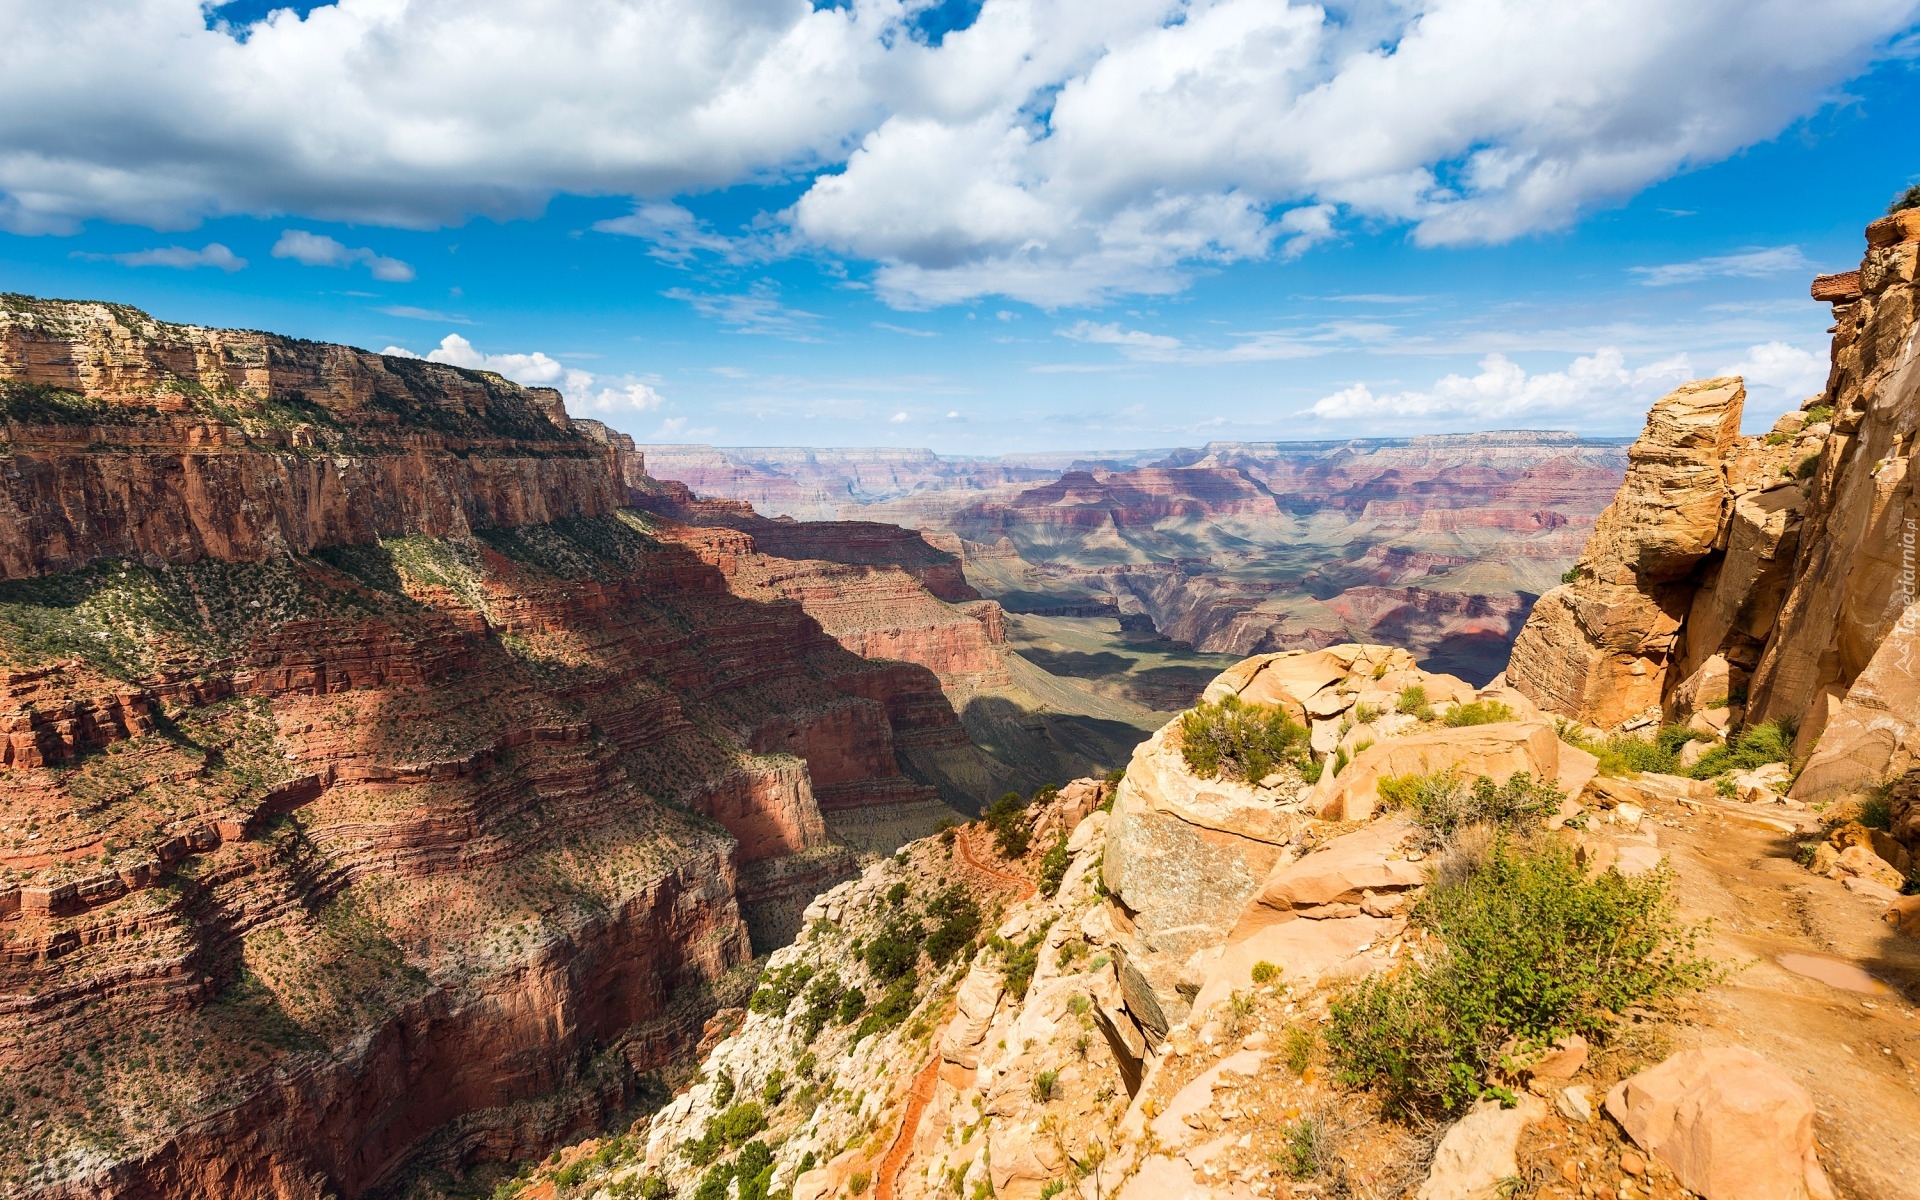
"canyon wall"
0,296,1062,1198
1510,211,1920,805
641,434,1627,686
0,297,624,578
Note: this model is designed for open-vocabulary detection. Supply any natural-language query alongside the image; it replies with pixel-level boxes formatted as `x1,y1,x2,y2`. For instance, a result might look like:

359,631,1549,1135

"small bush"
886,881,910,907
1560,565,1586,585
1889,183,1920,214
923,885,983,965
1374,770,1562,840
1793,452,1821,480
1177,694,1309,783
1331,746,1349,777
987,791,1034,859
1765,431,1789,446
849,1171,872,1196
1443,700,1515,727
681,1102,767,1166
1326,837,1712,1117
864,918,922,983
1396,685,1434,721
1250,960,1278,985
799,971,846,1039
1300,758,1324,785
1805,403,1833,425
749,962,815,1016
996,926,1049,1000
855,973,919,1040
1282,1025,1315,1076
1569,723,1702,778
1682,718,1795,780
1031,1068,1058,1102
837,986,867,1023
1036,835,1072,898
1278,1116,1336,1180
1353,702,1384,725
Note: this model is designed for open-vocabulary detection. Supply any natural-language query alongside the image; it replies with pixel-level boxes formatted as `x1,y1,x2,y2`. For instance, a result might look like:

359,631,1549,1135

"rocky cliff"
0,296,627,579
1509,211,1920,806
0,297,1134,1198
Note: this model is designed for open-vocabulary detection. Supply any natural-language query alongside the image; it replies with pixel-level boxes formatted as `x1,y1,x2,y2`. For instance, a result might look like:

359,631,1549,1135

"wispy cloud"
274,230,414,282
1310,349,1692,422
873,321,937,338
1629,245,1813,287
664,281,822,340
73,243,245,272
378,305,471,323
593,202,775,265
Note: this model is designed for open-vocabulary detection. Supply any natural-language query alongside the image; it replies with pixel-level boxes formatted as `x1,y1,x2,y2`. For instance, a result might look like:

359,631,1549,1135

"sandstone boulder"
1605,1047,1835,1200
1417,1094,1547,1200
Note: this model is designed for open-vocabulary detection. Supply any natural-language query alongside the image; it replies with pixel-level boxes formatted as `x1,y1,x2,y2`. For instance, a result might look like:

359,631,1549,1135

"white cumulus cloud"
0,0,1913,306
78,242,246,271
1715,340,1829,410
1310,348,1693,422
382,334,663,414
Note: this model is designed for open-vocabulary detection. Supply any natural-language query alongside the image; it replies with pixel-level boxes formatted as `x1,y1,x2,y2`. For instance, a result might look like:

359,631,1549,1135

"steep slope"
0,297,1053,1199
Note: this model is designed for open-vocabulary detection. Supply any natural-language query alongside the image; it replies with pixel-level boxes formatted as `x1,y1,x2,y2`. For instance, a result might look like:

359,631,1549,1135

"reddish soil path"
876,1052,942,1200
953,825,1036,901
871,827,1035,1200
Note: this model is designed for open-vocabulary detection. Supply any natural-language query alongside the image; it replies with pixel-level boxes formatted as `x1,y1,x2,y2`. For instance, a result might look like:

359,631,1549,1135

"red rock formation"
0,297,1030,1198
0,299,623,579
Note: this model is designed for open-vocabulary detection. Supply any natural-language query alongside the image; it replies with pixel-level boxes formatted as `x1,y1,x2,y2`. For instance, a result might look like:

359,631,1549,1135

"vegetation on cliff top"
1177,693,1309,782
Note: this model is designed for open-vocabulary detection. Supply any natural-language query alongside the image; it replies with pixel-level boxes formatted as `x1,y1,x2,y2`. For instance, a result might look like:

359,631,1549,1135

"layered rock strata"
0,297,1052,1198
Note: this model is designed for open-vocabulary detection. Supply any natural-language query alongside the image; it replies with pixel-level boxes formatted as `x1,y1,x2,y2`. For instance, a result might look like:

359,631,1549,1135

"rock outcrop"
0,296,624,579
1509,212,1920,803
0,296,1115,1198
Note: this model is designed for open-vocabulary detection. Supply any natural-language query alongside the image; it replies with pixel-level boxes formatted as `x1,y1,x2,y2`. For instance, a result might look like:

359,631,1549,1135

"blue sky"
2,1,1917,453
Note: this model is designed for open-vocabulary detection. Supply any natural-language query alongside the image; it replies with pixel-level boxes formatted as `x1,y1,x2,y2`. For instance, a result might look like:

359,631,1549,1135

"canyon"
0,297,1150,1198
493,209,1920,1200
642,431,1629,686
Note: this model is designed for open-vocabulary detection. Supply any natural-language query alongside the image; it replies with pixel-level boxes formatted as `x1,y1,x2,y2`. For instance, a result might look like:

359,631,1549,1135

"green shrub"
1765,431,1789,446
691,1164,732,1200
864,919,922,982
1396,685,1434,721
749,962,815,1016
837,986,867,1023
849,1171,872,1196
987,791,1033,859
1177,694,1309,783
1326,838,1711,1117
1039,1182,1067,1200
1282,1025,1315,1076
996,926,1049,1000
735,1141,776,1200
710,1070,735,1109
1279,1116,1334,1180
1793,452,1820,480
1031,1068,1058,1102
923,885,983,965
1892,183,1920,214
1442,700,1515,727
1682,719,1795,780
1037,836,1071,898
886,881,910,907
1250,960,1278,985
1568,723,1702,778
798,971,845,1039
855,973,918,1040
1374,771,1562,840
1353,702,1384,725
681,1102,767,1166
1300,758,1324,785
761,1069,786,1105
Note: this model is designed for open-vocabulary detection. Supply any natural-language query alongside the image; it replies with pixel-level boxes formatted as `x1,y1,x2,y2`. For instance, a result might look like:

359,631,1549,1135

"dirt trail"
1651,799,1920,1200
872,825,1034,1200
953,825,1037,900
876,1053,942,1200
